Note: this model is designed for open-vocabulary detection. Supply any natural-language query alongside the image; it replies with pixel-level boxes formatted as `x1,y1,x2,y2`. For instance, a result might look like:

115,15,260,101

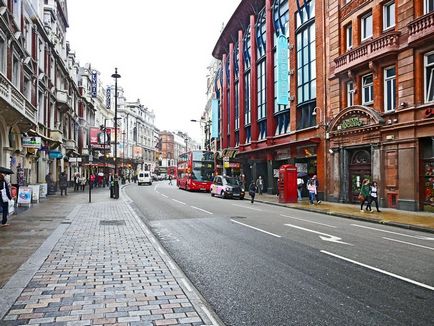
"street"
126,181,434,326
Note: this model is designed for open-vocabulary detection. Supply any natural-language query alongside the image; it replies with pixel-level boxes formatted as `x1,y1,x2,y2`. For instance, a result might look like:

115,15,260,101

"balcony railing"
334,32,400,75
408,11,434,45
0,72,37,124
64,139,77,150
56,89,73,113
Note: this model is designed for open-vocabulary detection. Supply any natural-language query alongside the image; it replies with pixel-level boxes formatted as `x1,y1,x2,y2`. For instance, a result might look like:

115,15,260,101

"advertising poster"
28,184,40,203
90,127,114,149
39,183,48,198
17,187,32,207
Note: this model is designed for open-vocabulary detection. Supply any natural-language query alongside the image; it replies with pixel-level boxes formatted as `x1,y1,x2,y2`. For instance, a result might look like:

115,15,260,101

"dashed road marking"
172,199,186,205
231,219,281,238
190,206,213,215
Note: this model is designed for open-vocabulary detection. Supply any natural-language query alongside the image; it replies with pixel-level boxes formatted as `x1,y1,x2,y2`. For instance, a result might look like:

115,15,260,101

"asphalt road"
125,181,434,326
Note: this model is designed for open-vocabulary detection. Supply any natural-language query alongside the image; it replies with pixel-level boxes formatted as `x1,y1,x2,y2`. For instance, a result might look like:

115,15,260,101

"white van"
138,171,152,185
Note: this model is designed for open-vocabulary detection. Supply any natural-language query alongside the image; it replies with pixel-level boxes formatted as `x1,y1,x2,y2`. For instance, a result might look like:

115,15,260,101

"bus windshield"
191,161,214,182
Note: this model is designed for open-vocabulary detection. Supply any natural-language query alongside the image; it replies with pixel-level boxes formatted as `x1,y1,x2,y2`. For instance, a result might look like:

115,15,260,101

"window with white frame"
384,66,396,111
12,55,20,88
383,1,395,30
38,38,45,71
0,34,5,74
362,74,374,105
345,24,352,50
346,81,354,107
425,52,434,103
425,0,434,13
361,12,373,41
23,75,31,100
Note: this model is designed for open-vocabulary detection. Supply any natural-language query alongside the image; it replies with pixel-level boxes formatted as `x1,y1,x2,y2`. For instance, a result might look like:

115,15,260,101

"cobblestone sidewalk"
0,197,220,326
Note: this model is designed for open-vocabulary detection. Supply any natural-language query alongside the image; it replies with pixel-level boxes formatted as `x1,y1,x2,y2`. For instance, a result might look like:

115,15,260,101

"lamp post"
111,68,121,199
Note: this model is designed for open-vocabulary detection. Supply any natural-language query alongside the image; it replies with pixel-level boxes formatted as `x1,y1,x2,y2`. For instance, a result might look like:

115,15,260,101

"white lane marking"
351,224,434,240
383,237,434,251
172,199,186,205
160,194,168,198
284,223,352,245
280,214,336,228
190,206,213,215
231,219,281,238
181,278,192,292
232,204,262,211
321,250,434,291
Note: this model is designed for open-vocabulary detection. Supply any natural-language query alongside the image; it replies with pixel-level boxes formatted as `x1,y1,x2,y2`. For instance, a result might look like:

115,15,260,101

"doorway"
349,149,371,203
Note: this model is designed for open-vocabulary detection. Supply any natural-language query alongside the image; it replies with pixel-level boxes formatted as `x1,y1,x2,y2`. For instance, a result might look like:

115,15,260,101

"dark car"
210,175,245,199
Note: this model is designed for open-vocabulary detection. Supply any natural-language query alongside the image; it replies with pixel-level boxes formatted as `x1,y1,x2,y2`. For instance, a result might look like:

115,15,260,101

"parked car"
210,175,244,199
138,171,152,185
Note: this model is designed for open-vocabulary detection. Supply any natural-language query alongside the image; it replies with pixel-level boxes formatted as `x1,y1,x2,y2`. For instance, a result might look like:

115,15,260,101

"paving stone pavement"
0,195,219,326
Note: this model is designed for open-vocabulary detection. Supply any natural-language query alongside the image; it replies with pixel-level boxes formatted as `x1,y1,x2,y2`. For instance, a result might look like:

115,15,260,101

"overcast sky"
67,0,241,141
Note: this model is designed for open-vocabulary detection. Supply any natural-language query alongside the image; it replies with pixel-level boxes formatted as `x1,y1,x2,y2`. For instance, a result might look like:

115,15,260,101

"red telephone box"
278,164,298,203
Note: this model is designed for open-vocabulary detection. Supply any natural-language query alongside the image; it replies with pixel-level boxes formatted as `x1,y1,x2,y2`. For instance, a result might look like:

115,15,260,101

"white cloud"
67,0,241,141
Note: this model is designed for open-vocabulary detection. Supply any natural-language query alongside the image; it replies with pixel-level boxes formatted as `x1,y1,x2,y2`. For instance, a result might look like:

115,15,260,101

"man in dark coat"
59,172,68,196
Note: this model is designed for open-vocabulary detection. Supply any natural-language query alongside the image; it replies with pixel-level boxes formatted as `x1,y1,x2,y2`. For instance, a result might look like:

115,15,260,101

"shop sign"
48,150,62,159
91,70,98,97
22,136,41,149
276,34,289,105
106,87,111,109
340,117,363,130
90,127,113,149
17,187,32,206
275,149,291,160
223,162,240,169
69,157,82,163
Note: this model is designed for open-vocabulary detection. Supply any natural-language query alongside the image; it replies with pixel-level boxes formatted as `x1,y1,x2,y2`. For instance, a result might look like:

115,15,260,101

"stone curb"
121,185,225,326
254,199,434,234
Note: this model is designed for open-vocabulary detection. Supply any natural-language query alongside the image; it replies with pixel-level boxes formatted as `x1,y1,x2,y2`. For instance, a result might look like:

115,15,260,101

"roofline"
212,0,264,60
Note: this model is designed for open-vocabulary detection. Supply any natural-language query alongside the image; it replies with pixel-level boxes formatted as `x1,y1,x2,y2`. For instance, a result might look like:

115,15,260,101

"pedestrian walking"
45,172,54,195
59,172,68,196
309,175,321,204
368,181,381,212
168,175,172,185
80,175,86,191
90,174,96,189
307,179,317,205
297,176,304,201
74,173,80,191
359,179,371,212
0,173,12,227
249,181,257,204
256,176,264,195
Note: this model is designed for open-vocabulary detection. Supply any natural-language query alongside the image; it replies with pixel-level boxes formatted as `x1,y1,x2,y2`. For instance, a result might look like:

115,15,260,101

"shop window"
361,12,373,41
425,0,434,14
384,66,396,111
383,1,395,30
425,52,434,103
362,73,374,105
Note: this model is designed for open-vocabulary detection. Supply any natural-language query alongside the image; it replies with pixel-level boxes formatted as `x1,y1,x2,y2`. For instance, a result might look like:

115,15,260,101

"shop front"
421,137,434,212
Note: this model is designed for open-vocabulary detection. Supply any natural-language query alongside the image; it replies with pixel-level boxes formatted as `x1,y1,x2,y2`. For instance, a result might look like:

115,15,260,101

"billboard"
91,70,98,98
90,127,112,149
133,146,143,159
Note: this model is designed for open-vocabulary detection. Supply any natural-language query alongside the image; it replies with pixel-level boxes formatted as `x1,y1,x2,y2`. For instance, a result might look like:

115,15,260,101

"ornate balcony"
0,72,37,128
64,139,77,151
56,89,73,113
408,11,434,46
334,32,400,75
49,128,63,143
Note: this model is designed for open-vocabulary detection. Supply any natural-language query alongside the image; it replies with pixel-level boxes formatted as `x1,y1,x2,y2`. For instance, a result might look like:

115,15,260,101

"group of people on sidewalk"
297,175,321,205
359,179,381,213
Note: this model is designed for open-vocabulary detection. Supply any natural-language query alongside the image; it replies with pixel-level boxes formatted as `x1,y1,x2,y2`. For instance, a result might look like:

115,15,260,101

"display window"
423,160,434,212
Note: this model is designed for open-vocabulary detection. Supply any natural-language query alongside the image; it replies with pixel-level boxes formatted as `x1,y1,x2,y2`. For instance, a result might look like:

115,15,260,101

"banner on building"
211,98,219,138
90,127,112,149
91,70,98,98
133,146,143,159
106,87,111,109
22,136,41,149
276,34,289,105
48,150,62,159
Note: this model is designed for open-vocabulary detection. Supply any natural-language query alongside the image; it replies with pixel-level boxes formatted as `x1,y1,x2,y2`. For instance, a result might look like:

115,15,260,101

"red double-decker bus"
177,150,214,191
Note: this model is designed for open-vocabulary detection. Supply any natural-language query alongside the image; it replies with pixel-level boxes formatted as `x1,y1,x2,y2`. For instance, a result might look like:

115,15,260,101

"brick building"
212,0,327,197
326,0,434,211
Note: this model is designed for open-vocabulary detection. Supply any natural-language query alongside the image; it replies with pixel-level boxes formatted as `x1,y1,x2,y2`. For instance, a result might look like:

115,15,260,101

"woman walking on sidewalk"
359,179,371,212
368,181,381,212
0,173,12,227
249,181,257,204
307,179,317,205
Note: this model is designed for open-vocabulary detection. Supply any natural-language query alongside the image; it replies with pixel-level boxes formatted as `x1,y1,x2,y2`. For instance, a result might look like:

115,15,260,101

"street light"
111,68,121,199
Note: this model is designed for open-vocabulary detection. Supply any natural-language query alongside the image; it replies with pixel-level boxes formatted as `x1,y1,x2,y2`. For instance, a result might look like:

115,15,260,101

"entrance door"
349,150,371,202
